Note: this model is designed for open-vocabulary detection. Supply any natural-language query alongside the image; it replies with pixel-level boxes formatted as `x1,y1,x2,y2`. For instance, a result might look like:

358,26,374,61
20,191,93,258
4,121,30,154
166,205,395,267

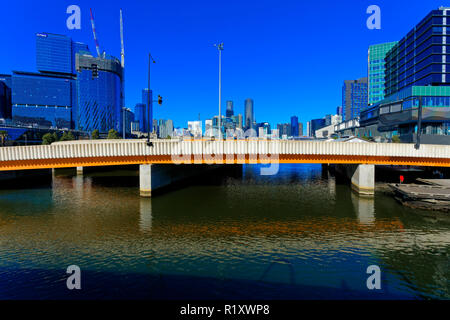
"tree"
91,129,100,140
107,129,120,139
391,135,401,143
60,131,75,141
42,133,55,145
0,130,8,147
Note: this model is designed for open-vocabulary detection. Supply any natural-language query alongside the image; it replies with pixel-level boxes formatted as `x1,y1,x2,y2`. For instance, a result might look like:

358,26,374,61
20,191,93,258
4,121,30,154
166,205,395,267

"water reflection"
351,193,375,225
140,198,152,232
0,164,448,299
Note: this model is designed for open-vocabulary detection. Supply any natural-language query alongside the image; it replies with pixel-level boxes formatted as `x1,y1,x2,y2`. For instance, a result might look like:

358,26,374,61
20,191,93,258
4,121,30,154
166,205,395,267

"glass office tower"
244,98,254,130
75,53,123,133
142,89,153,133
134,103,147,132
0,75,11,119
36,33,72,74
11,71,73,128
226,101,234,117
358,7,450,144
385,8,450,96
290,116,299,137
368,42,398,106
342,78,368,121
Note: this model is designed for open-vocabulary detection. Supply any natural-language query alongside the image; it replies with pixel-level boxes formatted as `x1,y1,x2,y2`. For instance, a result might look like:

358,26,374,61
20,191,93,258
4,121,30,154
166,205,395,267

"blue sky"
0,0,445,131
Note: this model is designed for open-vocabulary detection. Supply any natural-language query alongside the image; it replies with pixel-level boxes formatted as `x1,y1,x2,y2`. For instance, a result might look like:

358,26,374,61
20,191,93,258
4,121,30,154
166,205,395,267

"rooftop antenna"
89,8,101,57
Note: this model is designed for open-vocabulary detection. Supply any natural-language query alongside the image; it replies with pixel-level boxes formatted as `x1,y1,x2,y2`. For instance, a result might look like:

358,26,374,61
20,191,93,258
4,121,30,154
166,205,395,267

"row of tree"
41,129,121,145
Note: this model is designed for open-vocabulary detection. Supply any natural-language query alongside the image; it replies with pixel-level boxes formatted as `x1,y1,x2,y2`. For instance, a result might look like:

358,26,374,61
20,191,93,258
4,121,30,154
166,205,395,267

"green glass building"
367,42,398,106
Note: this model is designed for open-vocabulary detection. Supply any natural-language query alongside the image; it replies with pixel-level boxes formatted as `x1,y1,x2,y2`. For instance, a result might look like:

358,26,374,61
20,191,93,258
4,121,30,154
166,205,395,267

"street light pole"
214,43,223,139
147,53,156,145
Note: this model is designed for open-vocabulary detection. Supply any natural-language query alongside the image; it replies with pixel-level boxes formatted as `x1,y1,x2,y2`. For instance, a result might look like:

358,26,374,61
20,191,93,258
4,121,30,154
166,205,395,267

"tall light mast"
89,8,101,57
120,9,126,138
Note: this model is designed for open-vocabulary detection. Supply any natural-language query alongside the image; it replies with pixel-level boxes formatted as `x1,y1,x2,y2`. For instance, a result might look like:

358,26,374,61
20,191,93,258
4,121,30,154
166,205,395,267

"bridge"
0,139,449,196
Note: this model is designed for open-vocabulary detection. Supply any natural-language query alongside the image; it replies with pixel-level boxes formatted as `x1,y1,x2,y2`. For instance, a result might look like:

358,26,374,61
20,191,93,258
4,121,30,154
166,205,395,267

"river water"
0,164,449,299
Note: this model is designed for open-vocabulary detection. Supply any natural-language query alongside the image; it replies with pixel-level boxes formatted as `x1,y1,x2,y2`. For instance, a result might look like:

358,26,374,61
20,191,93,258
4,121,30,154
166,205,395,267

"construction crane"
120,9,125,68
89,8,101,57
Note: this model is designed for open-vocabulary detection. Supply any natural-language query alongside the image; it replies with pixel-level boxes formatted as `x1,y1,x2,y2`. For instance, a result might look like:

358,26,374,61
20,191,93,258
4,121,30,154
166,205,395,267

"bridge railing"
0,139,449,162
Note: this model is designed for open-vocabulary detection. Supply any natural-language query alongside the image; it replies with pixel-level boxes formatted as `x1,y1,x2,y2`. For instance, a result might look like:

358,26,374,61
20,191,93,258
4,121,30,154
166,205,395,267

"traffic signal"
158,95,163,105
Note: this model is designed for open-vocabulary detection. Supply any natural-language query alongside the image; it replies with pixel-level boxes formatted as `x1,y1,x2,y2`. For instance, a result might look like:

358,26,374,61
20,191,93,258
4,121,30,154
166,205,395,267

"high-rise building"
231,114,243,130
290,116,299,137
342,78,368,121
306,121,310,137
205,119,213,136
368,42,398,106
277,123,291,138
358,7,450,144
226,100,234,117
0,75,11,119
9,32,123,133
142,89,153,133
336,106,343,117
134,103,146,132
74,53,123,133
158,119,174,138
298,122,303,136
11,71,73,128
36,33,89,75
310,118,326,137
244,98,254,130
385,8,450,96
188,121,202,137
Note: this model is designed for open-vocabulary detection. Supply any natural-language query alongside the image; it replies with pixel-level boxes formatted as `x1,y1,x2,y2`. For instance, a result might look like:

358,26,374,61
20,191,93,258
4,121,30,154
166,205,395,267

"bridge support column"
337,164,375,196
349,164,375,196
76,167,83,175
140,164,153,197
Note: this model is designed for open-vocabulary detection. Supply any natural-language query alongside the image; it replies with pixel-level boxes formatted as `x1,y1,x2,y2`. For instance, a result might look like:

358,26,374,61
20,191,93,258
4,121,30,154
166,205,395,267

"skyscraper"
0,75,11,119
342,78,368,121
244,98,254,130
134,103,146,132
368,42,398,106
75,53,123,133
290,116,299,137
336,106,343,117
226,100,234,117
142,89,153,133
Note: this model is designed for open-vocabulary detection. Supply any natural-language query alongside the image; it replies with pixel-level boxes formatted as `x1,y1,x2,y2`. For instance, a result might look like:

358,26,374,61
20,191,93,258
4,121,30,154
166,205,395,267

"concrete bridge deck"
0,139,449,171
1,139,449,197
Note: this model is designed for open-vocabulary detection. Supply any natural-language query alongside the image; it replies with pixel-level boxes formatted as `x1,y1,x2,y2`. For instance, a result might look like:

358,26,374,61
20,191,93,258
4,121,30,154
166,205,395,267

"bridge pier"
76,166,84,175
336,164,375,196
140,164,153,197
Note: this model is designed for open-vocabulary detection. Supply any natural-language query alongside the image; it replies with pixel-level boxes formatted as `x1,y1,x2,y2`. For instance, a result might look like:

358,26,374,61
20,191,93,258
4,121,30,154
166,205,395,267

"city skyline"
0,0,445,129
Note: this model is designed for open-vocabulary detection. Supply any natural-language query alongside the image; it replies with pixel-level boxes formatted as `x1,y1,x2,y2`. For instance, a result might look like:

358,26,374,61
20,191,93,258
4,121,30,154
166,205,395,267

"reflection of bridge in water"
1,139,450,196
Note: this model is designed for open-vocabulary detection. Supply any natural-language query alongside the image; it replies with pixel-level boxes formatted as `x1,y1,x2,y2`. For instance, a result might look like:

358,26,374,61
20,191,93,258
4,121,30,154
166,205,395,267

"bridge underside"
0,154,449,171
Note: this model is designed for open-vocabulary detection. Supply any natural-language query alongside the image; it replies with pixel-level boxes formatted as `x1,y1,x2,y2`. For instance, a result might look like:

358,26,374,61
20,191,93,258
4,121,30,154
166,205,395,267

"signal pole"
214,43,223,139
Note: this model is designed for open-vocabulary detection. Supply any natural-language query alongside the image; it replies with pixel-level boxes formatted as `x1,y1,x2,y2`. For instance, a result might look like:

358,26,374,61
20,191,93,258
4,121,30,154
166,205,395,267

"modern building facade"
290,116,299,137
74,53,123,133
158,119,174,138
368,42,398,106
342,78,368,121
226,100,234,117
142,89,153,133
244,98,254,130
134,103,147,133
7,32,124,134
11,71,73,128
0,76,11,119
356,7,450,144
